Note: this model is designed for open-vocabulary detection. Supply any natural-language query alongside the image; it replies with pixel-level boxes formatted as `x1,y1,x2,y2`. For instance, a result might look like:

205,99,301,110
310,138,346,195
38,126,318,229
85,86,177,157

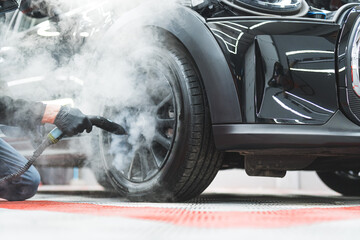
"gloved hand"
42,105,92,137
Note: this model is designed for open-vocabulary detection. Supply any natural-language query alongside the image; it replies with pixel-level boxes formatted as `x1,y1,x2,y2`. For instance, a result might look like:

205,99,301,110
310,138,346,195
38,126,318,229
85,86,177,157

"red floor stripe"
1,201,360,228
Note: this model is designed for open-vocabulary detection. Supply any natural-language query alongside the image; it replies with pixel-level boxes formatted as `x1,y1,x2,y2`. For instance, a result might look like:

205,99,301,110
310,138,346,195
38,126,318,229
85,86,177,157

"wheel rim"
335,170,360,181
100,61,178,184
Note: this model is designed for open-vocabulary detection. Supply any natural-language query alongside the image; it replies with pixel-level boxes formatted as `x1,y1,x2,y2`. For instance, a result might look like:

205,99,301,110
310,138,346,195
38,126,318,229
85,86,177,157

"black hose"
0,115,127,185
0,138,52,184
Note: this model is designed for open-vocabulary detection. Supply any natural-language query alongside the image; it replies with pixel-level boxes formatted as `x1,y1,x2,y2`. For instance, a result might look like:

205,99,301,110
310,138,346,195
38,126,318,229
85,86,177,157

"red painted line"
1,201,360,228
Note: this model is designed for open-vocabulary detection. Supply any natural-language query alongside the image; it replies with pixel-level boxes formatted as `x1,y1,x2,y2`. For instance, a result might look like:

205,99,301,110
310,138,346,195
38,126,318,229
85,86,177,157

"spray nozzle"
47,115,127,144
88,115,127,136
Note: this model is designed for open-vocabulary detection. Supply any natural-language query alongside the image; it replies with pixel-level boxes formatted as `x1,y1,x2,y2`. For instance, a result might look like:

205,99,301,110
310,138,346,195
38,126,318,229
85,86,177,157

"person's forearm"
0,96,46,128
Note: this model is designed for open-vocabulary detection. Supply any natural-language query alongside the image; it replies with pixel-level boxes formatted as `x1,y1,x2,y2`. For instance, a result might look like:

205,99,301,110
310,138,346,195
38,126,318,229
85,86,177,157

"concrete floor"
1,189,360,240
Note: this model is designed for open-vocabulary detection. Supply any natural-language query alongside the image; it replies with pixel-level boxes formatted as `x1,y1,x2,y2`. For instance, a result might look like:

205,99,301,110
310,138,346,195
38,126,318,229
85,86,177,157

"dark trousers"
0,138,40,201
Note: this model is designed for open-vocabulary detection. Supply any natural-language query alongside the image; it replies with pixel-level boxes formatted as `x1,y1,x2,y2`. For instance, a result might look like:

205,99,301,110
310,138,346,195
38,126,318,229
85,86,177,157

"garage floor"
1,189,360,240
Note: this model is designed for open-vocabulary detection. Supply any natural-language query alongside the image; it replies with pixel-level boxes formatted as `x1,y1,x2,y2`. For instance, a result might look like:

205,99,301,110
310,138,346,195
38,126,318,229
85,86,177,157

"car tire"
89,157,115,191
317,170,360,196
99,31,224,202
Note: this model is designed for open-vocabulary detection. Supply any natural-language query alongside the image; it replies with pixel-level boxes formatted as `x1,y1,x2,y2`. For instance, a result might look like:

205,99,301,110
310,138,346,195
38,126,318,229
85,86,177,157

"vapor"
0,0,182,184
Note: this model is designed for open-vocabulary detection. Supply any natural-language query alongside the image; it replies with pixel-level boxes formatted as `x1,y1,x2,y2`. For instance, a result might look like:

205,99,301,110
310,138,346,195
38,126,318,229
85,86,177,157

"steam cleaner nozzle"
88,116,127,136
48,115,127,143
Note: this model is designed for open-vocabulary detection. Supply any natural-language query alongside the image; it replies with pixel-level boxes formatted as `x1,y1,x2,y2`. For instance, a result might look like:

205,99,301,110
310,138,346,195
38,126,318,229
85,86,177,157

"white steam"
0,0,182,182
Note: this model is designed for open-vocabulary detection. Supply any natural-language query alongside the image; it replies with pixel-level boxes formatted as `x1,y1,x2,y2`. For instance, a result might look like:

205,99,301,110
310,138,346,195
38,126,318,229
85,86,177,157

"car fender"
101,3,242,124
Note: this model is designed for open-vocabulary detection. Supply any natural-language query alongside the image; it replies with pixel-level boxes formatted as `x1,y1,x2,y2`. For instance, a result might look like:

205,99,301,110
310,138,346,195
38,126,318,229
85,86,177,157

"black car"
3,0,360,201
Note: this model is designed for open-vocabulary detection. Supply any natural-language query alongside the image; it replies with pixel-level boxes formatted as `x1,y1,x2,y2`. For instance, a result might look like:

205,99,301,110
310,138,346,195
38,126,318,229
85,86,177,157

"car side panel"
207,18,340,124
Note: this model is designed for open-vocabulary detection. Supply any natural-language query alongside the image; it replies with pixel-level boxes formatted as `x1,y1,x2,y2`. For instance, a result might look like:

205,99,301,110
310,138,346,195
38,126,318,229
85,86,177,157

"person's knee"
4,168,40,201
0,139,41,201
20,167,41,200
21,168,41,200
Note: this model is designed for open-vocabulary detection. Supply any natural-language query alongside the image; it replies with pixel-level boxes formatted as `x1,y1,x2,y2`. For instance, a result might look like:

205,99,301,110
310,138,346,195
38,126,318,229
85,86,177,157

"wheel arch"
102,4,242,124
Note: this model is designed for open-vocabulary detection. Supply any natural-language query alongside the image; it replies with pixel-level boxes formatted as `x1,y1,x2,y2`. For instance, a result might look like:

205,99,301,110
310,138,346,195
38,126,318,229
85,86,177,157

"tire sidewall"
101,43,195,201
317,171,360,196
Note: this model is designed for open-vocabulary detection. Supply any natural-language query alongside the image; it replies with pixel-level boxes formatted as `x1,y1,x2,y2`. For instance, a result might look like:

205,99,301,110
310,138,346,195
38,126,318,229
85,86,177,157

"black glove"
54,106,93,137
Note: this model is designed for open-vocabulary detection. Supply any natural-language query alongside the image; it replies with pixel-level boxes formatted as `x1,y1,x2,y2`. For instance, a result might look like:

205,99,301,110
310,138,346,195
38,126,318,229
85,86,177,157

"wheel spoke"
127,155,136,180
150,145,162,168
153,132,171,150
139,151,148,181
156,94,172,111
157,118,175,128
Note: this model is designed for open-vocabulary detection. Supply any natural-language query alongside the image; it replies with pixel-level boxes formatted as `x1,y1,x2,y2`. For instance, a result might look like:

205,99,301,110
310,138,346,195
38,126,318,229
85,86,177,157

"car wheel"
98,32,223,202
317,170,360,196
89,158,115,191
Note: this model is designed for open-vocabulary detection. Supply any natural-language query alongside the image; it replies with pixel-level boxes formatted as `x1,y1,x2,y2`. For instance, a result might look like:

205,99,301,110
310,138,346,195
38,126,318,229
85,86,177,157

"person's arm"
0,96,45,129
0,96,92,136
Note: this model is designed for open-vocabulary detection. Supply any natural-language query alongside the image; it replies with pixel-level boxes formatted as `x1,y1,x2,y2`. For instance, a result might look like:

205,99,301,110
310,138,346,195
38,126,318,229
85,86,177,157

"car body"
2,0,360,201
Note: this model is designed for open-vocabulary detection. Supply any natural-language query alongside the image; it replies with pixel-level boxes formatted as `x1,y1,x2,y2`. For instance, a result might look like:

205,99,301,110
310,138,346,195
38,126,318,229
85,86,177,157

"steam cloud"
0,0,183,184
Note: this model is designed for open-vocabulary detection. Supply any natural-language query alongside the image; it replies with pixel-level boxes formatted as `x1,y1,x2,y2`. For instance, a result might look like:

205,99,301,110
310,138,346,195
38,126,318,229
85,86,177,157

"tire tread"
166,41,224,201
